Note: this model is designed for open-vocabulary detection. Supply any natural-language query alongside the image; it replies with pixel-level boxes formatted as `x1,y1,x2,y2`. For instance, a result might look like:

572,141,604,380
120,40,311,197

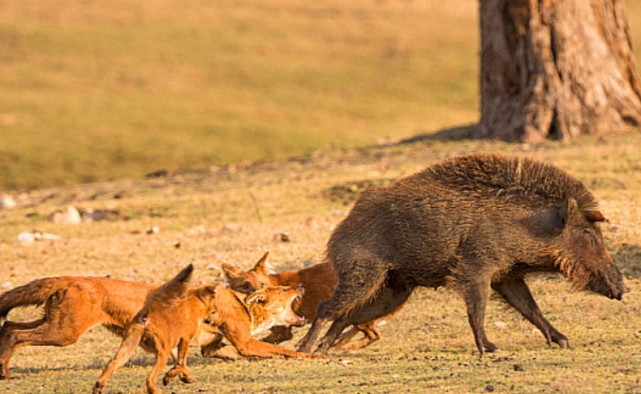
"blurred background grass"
1,0,639,190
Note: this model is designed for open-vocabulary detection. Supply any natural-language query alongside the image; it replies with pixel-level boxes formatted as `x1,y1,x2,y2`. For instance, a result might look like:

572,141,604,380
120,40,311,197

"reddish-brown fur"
223,253,400,350
200,285,313,360
0,276,154,380
298,153,628,355
93,264,214,394
92,266,312,393
0,271,310,382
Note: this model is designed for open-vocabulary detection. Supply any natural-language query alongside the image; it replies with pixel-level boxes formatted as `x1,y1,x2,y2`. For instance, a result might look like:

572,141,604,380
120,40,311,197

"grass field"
0,131,640,392
1,0,640,392
1,0,640,190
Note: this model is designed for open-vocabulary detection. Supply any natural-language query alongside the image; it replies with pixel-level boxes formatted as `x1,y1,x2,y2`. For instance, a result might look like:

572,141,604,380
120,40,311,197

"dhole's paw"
209,345,241,360
92,381,105,394
179,371,197,384
0,364,8,381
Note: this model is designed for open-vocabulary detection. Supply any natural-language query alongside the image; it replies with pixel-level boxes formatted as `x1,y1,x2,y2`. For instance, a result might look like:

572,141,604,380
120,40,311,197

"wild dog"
93,266,313,393
0,268,311,382
199,284,313,360
222,252,403,351
93,264,216,394
0,275,155,380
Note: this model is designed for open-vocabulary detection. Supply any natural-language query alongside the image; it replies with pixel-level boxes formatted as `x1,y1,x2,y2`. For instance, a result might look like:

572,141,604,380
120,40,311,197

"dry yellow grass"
1,0,640,190
0,131,640,392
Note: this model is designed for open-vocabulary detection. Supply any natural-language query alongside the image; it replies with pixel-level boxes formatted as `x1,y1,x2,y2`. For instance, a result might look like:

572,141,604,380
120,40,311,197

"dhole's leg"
317,283,411,353
0,311,96,381
146,346,171,394
201,334,242,360
93,324,145,394
261,326,293,344
234,338,313,358
334,322,380,351
0,319,44,380
298,258,389,353
492,276,569,348
163,339,196,386
200,333,225,357
332,326,361,349
221,319,311,358
461,277,497,355
1,287,102,380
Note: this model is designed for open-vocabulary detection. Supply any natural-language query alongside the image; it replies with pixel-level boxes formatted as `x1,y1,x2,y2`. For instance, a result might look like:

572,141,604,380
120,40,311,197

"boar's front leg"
460,275,498,355
491,276,569,348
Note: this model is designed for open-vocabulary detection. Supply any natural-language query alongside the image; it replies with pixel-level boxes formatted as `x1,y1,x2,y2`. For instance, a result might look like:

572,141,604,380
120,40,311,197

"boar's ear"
252,252,274,275
586,210,607,223
246,292,267,304
221,263,241,283
557,198,583,229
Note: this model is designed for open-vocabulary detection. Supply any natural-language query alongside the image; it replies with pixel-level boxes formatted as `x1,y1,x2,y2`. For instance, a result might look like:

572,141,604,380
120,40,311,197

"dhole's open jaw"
288,290,306,327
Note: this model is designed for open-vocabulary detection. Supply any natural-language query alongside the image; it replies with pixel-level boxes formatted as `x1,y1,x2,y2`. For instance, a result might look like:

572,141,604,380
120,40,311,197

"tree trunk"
476,0,641,142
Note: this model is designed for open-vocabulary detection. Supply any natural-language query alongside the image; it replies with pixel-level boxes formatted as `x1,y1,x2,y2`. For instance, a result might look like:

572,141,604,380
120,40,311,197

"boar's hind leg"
318,281,412,353
298,260,390,353
491,277,569,348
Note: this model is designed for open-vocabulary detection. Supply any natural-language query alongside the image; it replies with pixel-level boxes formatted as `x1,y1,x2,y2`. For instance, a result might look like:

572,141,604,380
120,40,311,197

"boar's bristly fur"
297,153,628,355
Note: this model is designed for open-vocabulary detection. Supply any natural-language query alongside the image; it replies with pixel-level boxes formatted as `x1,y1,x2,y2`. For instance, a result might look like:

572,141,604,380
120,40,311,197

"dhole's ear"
197,286,218,303
221,263,241,284
245,292,267,304
252,252,274,275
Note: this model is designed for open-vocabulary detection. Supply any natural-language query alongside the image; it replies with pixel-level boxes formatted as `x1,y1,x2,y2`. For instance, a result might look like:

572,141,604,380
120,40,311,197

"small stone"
51,205,82,224
272,232,290,242
494,321,508,329
0,195,16,209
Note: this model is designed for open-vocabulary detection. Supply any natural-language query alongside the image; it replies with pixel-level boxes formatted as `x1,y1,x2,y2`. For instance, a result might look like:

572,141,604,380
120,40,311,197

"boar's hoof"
484,342,499,353
0,366,7,381
555,338,570,349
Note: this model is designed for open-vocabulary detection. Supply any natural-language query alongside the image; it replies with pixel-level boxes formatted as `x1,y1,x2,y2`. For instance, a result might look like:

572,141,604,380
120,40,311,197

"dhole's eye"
241,284,250,290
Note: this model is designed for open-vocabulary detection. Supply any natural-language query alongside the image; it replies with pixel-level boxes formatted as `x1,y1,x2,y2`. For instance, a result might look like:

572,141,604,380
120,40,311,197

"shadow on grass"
8,352,226,378
613,244,641,279
392,123,477,146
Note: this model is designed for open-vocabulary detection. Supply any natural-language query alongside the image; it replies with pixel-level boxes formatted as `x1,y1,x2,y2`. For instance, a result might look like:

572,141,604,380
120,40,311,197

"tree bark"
476,0,641,142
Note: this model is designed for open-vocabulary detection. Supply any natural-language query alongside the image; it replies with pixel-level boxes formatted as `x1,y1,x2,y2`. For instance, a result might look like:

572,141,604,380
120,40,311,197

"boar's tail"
326,263,390,317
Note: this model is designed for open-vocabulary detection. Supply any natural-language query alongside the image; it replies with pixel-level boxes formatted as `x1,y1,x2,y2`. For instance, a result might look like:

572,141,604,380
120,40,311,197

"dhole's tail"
0,277,66,323
145,264,194,309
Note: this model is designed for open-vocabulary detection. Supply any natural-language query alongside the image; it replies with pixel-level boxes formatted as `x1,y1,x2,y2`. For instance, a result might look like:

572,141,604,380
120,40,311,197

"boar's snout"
616,284,631,301
584,264,628,301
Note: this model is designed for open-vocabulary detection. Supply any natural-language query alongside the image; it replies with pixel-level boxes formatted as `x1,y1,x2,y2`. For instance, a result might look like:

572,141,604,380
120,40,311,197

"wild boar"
297,153,628,354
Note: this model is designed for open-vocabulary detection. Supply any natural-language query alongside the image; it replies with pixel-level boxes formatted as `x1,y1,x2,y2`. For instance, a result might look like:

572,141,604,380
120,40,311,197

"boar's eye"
582,228,597,244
